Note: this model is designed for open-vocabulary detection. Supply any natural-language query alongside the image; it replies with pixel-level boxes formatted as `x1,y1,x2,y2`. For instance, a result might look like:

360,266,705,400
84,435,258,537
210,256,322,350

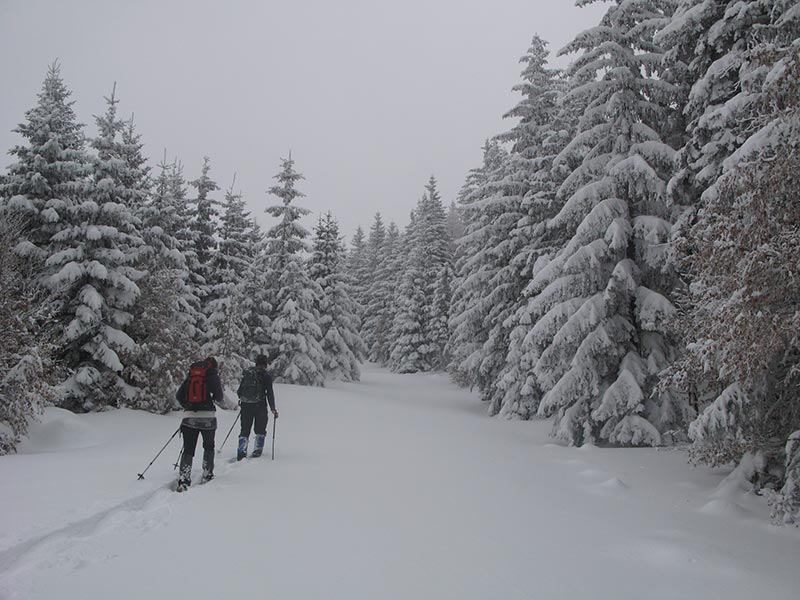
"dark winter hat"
207,356,218,368
255,354,268,367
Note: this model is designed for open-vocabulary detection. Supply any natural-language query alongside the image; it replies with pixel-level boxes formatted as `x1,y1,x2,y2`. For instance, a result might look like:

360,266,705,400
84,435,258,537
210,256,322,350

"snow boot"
201,449,214,483
252,434,266,458
237,436,248,461
176,454,193,492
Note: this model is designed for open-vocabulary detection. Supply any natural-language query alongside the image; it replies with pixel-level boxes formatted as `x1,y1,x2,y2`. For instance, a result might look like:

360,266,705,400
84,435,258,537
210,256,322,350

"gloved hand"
272,409,279,419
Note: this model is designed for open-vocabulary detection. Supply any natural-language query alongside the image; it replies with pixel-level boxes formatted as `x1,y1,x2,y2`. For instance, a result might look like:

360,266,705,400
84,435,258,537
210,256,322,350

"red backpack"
185,361,211,405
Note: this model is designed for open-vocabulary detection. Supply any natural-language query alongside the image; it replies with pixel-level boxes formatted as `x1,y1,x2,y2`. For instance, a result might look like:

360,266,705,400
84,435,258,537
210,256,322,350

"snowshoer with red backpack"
236,354,278,460
174,356,225,491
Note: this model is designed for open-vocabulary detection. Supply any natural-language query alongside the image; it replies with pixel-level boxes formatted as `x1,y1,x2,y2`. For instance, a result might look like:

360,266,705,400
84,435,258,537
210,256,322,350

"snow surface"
2,365,799,600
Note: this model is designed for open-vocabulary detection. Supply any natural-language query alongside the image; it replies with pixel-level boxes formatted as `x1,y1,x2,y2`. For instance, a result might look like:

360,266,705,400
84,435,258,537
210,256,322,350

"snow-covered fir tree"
309,212,365,381
368,221,403,365
0,62,88,444
114,135,199,413
430,264,453,370
454,36,563,417
117,115,151,210
0,62,89,268
262,154,325,386
387,179,452,372
448,139,509,387
46,86,145,410
362,213,389,361
346,225,369,320
445,201,465,259
388,177,452,373
203,176,255,386
489,36,569,420
239,222,272,364
388,211,429,373
418,177,452,368
161,157,206,345
188,156,220,336
527,1,682,446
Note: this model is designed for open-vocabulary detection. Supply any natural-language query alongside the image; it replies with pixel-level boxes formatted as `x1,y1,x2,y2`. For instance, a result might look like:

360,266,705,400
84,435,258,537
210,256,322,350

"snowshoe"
176,481,190,493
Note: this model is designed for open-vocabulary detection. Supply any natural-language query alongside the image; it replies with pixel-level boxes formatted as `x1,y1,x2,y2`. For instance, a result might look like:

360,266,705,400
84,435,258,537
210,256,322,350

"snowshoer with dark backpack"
237,354,278,460
174,356,225,491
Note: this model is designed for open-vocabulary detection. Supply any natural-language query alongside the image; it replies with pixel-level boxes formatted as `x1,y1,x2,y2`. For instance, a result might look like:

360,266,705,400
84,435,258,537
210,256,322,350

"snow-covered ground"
2,365,799,600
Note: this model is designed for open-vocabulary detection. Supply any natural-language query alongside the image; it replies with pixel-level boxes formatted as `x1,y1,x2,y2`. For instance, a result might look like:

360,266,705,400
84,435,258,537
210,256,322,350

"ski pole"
137,427,181,480
271,416,276,461
218,410,241,453
173,447,183,471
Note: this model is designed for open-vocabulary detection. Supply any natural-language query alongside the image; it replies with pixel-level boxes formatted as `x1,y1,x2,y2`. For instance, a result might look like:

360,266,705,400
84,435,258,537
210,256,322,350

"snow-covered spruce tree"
445,201,465,260
240,218,272,362
111,126,198,413
124,156,199,413
346,225,369,321
309,212,366,381
531,1,684,447
448,139,509,387
0,62,89,269
492,41,573,420
46,87,145,410
117,115,151,210
656,0,776,220
458,35,564,418
0,213,62,453
369,221,403,365
167,158,205,340
452,146,523,401
430,264,453,370
388,179,452,373
203,176,254,386
362,213,389,361
420,177,453,368
388,211,429,373
189,156,220,337
661,23,800,520
262,154,325,386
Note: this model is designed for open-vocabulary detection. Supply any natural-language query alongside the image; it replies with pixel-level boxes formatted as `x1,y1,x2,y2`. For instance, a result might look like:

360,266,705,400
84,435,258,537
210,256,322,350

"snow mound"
16,408,101,454
700,498,751,519
585,476,631,496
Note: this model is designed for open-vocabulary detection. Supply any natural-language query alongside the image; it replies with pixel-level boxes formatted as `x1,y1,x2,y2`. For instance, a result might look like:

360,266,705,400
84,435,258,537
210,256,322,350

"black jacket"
176,360,224,411
237,366,276,411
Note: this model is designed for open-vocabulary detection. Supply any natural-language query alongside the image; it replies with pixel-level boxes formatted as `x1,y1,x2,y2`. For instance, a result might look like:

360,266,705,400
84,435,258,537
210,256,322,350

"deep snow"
1,365,799,599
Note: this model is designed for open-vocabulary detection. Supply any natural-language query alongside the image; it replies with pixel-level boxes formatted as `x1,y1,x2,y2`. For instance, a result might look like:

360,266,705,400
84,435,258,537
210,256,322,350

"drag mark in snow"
0,485,173,599
0,457,253,599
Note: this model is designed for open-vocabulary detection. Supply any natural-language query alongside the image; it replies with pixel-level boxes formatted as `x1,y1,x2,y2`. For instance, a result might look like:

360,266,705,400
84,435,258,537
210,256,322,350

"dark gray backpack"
237,368,260,402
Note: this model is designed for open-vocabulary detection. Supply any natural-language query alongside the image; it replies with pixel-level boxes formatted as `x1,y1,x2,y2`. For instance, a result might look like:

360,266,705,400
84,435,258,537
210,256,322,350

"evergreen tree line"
347,177,463,374
0,65,365,453
347,1,799,524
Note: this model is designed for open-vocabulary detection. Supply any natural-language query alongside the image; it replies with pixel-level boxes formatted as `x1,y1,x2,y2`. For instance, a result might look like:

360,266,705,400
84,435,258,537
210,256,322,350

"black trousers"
181,426,215,457
240,402,268,437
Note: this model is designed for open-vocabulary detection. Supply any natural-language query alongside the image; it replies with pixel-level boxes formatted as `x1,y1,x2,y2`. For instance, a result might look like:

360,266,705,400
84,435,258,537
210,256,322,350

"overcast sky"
0,0,608,242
